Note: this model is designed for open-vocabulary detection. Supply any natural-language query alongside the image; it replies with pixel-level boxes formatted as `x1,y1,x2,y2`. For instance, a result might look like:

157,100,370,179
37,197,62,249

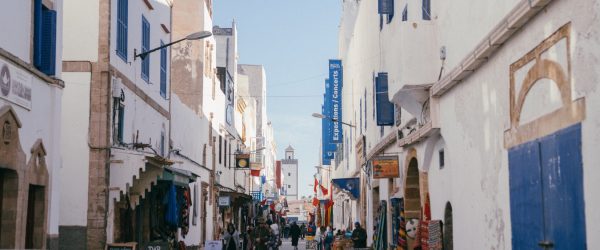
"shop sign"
218,196,231,207
140,241,169,250
106,242,136,250
0,58,32,110
372,155,400,179
205,240,223,250
236,154,250,168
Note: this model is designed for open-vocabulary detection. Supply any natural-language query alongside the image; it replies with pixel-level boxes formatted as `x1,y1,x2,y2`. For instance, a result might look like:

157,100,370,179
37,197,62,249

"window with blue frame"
116,0,128,61
141,16,150,82
160,41,167,98
423,0,431,20
376,72,395,126
33,0,57,76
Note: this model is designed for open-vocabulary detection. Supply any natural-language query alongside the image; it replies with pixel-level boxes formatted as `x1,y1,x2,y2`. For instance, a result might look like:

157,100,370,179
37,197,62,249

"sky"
213,1,341,199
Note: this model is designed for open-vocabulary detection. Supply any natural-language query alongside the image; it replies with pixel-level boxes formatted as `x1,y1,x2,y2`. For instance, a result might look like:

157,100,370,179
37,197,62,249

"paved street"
279,237,307,250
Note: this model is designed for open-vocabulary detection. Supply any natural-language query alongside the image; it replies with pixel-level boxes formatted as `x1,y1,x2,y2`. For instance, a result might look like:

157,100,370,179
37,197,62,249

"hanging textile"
314,177,319,193
373,201,387,250
320,185,328,196
427,220,443,250
391,198,406,249
180,186,192,238
165,184,179,227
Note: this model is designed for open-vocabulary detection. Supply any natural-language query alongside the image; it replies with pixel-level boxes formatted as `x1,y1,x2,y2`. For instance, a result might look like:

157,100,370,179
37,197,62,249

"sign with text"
372,156,400,179
218,196,231,207
105,242,136,250
0,59,32,110
328,60,343,143
205,240,223,250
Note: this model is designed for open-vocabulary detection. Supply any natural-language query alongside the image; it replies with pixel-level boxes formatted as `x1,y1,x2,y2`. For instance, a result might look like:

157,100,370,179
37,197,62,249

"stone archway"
0,106,26,248
404,157,421,219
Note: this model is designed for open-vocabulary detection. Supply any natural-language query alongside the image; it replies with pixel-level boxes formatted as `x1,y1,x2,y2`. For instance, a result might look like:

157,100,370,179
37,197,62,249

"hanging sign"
218,196,231,207
236,154,250,168
328,60,343,143
372,155,400,179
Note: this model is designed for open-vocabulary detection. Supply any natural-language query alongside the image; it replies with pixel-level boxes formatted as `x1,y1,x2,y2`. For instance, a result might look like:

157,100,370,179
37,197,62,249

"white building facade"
333,0,600,249
0,0,63,249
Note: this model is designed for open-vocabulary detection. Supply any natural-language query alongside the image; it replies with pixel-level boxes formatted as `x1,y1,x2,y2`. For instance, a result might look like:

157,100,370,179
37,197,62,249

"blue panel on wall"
540,123,586,250
376,72,394,126
508,140,545,249
378,0,394,15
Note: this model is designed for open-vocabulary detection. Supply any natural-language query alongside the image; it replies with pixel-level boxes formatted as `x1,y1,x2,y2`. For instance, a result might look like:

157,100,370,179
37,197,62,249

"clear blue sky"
213,1,341,198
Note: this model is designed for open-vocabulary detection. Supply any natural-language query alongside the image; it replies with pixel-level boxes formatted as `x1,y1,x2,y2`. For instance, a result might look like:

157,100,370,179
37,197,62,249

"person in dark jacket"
253,219,272,250
351,222,367,248
290,221,302,249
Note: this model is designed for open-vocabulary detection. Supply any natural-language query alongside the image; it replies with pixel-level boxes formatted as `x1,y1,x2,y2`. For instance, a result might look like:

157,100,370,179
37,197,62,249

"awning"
332,178,360,200
161,166,198,186
391,84,432,118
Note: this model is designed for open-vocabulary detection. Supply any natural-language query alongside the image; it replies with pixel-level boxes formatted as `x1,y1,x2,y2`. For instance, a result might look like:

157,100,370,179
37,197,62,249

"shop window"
160,41,167,98
141,16,150,82
33,0,57,76
116,0,128,61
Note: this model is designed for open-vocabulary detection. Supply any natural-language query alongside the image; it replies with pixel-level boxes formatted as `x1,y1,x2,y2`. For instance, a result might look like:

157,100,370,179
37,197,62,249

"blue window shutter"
378,0,394,15
423,0,431,20
141,16,150,82
160,41,167,98
33,0,43,69
40,9,57,76
376,72,394,126
117,0,128,61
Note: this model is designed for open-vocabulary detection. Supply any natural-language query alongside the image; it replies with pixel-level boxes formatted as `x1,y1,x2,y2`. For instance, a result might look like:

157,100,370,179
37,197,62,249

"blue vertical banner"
328,59,343,143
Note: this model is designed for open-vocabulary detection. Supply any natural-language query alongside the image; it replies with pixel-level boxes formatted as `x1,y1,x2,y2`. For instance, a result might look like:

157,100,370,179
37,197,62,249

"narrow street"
1,0,599,249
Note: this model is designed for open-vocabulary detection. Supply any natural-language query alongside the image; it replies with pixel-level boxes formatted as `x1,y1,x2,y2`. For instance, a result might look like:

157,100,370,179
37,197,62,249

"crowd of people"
222,219,368,250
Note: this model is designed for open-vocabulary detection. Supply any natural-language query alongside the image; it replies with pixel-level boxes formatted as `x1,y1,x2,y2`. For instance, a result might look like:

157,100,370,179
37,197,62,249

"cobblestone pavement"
279,237,307,250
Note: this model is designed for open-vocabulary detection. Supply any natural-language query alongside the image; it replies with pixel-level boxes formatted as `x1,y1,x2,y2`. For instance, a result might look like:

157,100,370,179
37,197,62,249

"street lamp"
134,31,213,60
311,113,355,128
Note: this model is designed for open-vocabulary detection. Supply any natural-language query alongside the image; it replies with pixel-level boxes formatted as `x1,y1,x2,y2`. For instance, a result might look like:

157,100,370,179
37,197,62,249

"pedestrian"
253,218,272,250
351,222,367,249
290,221,301,250
324,227,334,250
300,223,307,239
223,223,241,250
267,220,281,250
246,226,254,250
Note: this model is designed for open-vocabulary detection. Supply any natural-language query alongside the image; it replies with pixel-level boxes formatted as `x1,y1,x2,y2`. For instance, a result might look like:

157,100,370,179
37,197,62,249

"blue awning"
332,178,360,200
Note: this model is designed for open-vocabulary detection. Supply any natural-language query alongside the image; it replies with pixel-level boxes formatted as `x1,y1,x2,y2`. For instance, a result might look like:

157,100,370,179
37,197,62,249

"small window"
288,173,291,177
116,0,128,61
288,185,291,188
117,103,125,143
439,149,445,169
402,4,408,21
141,16,150,82
160,41,167,98
218,136,222,164
423,0,431,20
160,131,165,156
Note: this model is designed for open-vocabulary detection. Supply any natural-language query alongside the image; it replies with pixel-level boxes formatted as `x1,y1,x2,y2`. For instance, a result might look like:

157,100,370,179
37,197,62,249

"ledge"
397,121,439,148
431,0,554,97
0,48,64,88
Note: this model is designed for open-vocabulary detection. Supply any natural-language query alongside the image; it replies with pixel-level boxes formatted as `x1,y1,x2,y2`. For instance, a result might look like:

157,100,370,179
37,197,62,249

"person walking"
323,227,334,250
303,223,307,239
290,221,301,250
254,219,272,250
223,223,241,250
267,220,281,250
351,222,367,249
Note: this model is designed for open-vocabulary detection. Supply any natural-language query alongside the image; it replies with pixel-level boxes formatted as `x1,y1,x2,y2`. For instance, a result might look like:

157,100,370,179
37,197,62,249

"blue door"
509,123,586,249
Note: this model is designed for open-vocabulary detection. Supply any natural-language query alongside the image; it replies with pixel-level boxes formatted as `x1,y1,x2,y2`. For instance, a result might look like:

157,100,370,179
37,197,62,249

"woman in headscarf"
223,223,241,250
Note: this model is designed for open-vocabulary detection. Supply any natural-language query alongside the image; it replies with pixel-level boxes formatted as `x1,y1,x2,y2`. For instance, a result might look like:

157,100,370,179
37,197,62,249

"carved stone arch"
27,139,49,186
23,139,49,249
0,105,26,248
504,23,585,148
513,59,571,127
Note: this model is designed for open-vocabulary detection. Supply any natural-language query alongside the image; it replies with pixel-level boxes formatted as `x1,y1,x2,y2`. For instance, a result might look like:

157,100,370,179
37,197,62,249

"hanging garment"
165,184,179,227
180,186,192,237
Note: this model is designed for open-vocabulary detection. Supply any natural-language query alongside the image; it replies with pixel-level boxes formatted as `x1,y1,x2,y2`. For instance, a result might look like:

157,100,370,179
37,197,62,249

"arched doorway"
443,202,453,250
404,157,421,247
404,158,420,219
